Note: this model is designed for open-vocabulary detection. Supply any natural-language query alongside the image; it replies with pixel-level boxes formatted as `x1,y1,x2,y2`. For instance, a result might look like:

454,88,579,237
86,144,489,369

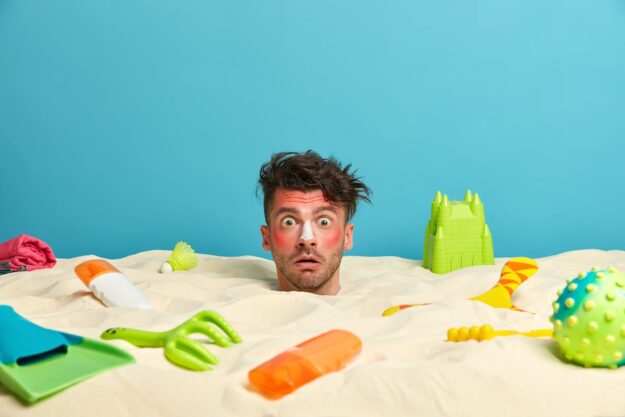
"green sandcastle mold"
423,189,494,274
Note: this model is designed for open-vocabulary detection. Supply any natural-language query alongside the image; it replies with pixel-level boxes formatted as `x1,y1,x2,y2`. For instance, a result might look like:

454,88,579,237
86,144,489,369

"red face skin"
261,189,354,295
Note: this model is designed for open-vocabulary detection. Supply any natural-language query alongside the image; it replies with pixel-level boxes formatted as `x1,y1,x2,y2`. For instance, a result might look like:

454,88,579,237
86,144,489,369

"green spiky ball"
551,267,625,368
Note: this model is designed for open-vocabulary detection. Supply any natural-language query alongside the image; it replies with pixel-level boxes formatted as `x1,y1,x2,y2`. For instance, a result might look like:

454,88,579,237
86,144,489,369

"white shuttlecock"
160,241,198,273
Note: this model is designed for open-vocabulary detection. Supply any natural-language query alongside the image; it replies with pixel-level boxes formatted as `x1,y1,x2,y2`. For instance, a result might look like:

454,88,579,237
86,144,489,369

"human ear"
261,225,271,251
343,223,354,250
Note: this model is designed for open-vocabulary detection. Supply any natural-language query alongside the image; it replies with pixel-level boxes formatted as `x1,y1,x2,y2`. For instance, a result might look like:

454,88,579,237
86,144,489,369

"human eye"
318,217,332,227
281,217,297,227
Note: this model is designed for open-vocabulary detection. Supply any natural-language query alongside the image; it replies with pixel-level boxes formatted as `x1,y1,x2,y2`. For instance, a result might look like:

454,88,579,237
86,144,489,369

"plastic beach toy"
101,311,242,371
160,241,198,273
446,324,552,342
383,257,538,316
0,305,134,403
469,257,538,310
423,189,494,274
551,266,625,368
75,259,153,309
248,329,362,399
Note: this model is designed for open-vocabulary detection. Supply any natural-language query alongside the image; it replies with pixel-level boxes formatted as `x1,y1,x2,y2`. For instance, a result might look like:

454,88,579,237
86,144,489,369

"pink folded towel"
0,234,57,274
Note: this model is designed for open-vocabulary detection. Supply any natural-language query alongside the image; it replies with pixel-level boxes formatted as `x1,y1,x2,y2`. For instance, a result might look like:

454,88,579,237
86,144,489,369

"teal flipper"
0,305,134,404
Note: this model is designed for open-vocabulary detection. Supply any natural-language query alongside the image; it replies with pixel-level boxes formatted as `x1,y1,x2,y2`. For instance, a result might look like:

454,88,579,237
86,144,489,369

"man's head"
258,151,371,295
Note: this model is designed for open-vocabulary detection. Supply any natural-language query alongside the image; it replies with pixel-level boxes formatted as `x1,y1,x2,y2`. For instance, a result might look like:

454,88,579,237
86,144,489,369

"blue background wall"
1,1,624,260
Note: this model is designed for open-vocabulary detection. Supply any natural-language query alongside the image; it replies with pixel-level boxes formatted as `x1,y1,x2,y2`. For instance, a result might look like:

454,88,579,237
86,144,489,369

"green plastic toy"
0,305,134,404
423,189,494,274
101,311,242,371
551,266,625,368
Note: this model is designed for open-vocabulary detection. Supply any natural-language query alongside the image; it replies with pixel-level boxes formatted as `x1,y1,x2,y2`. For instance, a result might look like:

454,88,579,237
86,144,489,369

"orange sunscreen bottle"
248,329,362,398
75,259,153,309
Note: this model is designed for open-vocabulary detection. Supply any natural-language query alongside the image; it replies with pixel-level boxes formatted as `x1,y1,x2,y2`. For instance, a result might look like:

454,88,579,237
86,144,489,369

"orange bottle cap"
74,259,120,286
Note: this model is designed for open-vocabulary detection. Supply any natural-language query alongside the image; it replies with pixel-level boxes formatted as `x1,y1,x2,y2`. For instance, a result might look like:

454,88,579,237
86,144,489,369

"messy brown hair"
258,150,372,224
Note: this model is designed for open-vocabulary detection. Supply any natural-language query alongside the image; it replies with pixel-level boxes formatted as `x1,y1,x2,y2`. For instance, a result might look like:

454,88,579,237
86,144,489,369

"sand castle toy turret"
423,189,494,274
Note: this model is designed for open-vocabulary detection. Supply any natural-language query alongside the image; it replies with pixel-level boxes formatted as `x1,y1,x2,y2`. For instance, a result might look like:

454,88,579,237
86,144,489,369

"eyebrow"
313,205,338,216
273,207,300,218
273,205,338,218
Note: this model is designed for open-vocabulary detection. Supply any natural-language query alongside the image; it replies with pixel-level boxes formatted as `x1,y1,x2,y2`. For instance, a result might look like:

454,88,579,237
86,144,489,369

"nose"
298,221,316,247
297,238,316,248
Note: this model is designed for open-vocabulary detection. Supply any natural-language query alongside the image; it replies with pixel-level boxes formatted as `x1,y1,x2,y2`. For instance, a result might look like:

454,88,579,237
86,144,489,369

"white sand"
2,249,625,417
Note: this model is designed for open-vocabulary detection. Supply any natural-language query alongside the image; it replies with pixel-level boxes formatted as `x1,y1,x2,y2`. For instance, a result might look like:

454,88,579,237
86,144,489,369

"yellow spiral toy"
383,257,539,316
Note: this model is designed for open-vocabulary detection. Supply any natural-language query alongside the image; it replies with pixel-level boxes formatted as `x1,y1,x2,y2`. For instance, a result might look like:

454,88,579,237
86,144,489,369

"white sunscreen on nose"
75,259,153,309
300,221,314,240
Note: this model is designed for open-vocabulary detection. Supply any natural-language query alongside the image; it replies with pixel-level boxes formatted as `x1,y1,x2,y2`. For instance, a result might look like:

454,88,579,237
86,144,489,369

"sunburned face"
261,189,354,295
